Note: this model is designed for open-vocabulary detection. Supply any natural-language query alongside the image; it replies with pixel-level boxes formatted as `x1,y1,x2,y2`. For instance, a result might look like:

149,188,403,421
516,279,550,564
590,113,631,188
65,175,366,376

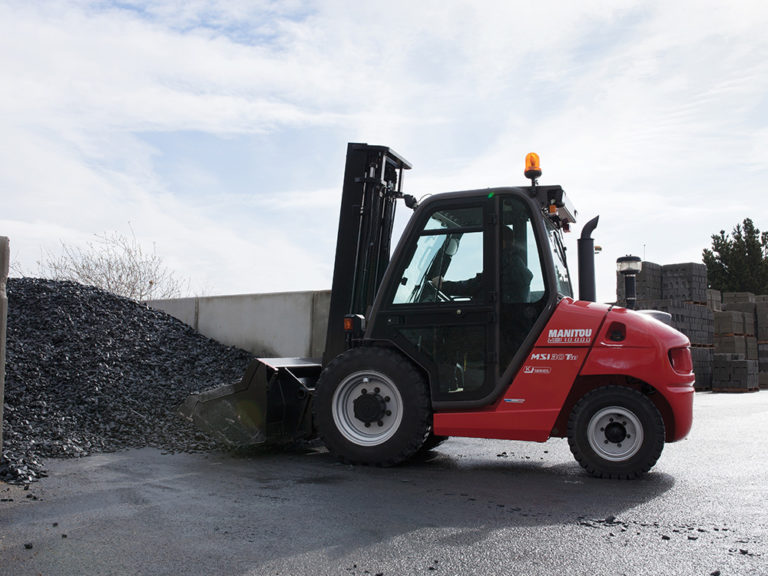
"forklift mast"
323,143,412,366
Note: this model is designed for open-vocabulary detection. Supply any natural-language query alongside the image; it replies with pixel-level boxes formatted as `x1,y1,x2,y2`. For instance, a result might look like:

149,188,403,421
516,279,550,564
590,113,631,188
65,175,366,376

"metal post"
0,236,8,459
624,273,637,310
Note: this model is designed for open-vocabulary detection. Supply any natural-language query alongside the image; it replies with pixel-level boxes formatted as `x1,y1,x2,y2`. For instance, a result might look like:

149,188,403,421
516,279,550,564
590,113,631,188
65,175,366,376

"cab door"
370,197,495,407
369,190,557,410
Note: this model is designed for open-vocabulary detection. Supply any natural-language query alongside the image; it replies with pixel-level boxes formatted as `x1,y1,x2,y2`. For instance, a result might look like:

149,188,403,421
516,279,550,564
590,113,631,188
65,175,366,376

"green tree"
702,218,768,294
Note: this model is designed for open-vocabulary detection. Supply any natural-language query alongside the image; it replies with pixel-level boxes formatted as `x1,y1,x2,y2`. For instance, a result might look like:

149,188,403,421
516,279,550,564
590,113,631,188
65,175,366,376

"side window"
500,198,546,304
499,196,549,372
391,206,485,305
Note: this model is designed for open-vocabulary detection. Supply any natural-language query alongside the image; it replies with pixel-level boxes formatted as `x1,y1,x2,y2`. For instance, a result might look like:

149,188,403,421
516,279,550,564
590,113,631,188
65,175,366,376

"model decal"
547,328,592,344
530,352,580,361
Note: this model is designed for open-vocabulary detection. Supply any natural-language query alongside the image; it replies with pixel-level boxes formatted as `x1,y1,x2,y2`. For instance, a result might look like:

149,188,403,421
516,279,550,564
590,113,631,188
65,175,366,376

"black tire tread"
567,385,665,480
314,347,431,467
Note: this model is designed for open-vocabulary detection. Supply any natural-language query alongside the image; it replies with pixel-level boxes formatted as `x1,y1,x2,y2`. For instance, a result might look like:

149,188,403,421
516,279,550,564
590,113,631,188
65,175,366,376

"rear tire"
314,347,431,466
567,386,665,479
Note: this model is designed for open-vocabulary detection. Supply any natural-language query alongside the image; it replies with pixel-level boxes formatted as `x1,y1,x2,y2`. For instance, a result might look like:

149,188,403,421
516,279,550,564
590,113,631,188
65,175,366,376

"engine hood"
535,298,690,351
600,306,691,350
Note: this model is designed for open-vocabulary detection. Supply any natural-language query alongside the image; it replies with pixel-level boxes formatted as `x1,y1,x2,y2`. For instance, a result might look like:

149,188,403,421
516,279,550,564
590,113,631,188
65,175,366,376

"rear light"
669,347,693,374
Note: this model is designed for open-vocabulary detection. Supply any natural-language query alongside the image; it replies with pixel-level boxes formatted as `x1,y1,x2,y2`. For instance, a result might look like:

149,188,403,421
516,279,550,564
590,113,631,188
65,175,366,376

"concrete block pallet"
756,303,768,340
707,289,722,312
612,262,768,393
714,311,744,336
712,353,759,392
691,346,713,390
637,299,713,347
662,263,708,303
723,292,756,305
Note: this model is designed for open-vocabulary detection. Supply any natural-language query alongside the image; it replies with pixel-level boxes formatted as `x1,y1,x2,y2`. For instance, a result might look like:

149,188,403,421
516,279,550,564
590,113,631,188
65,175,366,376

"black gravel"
1,278,254,484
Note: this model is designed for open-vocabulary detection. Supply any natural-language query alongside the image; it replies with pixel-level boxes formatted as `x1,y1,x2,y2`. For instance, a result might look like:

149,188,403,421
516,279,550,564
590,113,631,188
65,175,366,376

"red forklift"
180,143,694,479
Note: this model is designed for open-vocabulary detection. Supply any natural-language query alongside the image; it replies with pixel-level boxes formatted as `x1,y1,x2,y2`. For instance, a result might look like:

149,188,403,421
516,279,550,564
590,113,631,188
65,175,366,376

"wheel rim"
331,370,403,446
587,406,644,462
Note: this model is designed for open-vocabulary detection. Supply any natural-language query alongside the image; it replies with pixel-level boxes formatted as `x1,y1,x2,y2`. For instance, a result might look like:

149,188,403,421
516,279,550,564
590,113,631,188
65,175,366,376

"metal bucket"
178,357,321,447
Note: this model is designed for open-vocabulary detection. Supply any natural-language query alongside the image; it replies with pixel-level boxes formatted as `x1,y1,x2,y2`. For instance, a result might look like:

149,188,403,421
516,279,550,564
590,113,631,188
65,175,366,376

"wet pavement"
1,391,766,576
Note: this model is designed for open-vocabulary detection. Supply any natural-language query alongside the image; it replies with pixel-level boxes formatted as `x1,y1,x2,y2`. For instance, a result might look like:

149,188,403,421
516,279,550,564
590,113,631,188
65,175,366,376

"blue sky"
2,0,767,301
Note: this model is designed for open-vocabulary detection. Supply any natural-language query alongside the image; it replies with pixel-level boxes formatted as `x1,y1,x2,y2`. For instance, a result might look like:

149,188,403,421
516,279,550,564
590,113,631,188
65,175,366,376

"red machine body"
434,298,694,444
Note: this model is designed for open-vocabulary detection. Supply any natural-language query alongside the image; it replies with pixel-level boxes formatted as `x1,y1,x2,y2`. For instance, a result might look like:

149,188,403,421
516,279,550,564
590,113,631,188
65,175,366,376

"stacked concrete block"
721,293,768,389
759,342,768,370
748,337,759,360
756,301,768,389
613,261,768,391
662,263,708,303
657,265,713,390
725,302,756,333
714,311,743,335
638,299,714,348
723,292,755,305
707,289,722,312
714,333,746,356
757,303,768,341
712,353,759,392
711,292,762,391
691,347,713,390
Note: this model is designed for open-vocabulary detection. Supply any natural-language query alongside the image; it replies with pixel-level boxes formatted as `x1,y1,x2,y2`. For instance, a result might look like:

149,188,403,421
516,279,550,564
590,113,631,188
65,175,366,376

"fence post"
0,236,8,459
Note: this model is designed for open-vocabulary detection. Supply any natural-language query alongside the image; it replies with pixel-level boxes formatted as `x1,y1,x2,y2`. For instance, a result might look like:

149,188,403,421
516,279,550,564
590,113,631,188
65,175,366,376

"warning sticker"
546,328,593,345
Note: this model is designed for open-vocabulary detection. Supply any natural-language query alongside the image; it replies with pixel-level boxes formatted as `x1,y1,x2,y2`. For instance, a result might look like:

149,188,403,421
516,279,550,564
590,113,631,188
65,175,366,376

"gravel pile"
1,278,253,484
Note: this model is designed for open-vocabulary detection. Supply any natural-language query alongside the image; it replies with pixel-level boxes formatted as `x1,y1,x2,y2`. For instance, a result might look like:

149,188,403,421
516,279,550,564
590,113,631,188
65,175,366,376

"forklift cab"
367,186,576,410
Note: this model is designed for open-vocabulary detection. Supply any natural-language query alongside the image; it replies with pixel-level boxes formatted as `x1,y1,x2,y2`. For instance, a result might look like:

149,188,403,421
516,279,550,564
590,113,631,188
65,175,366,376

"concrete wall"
148,290,332,359
0,237,8,457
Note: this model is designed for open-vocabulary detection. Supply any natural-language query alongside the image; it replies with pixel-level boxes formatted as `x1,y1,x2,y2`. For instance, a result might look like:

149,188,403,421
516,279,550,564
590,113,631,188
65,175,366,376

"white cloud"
1,0,767,301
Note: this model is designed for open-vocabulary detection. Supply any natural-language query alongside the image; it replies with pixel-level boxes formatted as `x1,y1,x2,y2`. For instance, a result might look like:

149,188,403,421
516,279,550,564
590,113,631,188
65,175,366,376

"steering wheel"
419,279,452,303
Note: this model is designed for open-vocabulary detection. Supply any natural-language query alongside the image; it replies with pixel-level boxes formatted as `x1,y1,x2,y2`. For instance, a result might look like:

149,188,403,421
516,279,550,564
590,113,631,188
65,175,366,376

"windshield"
546,218,573,298
391,206,484,305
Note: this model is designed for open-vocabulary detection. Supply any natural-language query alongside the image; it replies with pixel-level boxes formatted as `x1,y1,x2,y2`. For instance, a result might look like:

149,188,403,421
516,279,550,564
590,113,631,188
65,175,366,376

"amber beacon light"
524,152,542,181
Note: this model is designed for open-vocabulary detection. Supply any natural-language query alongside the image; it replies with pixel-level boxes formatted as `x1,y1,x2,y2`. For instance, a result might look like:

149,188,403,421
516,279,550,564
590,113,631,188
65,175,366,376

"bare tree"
39,230,188,301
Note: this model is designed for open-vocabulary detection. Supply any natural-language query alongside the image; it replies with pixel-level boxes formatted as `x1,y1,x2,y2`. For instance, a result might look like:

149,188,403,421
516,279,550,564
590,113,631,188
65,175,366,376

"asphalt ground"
1,391,766,576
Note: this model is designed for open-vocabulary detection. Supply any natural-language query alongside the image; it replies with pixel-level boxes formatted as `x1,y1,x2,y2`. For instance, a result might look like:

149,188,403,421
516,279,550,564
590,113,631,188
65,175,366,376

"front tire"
314,347,431,466
567,386,665,479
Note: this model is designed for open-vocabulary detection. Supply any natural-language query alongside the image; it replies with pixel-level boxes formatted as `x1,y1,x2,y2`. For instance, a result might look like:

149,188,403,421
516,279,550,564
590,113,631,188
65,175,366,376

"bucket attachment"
178,357,321,448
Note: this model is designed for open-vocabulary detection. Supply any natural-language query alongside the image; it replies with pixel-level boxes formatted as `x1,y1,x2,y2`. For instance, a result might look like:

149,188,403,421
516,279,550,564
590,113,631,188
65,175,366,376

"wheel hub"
587,406,644,462
604,420,628,444
353,389,387,424
332,373,403,446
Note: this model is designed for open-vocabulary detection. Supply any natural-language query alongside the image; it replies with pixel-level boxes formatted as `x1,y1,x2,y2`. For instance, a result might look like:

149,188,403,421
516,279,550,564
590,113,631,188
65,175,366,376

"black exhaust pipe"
577,215,599,302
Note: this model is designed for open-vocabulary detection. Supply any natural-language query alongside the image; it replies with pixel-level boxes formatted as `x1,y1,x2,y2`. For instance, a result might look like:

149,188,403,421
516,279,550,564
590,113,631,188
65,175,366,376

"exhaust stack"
577,215,599,302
